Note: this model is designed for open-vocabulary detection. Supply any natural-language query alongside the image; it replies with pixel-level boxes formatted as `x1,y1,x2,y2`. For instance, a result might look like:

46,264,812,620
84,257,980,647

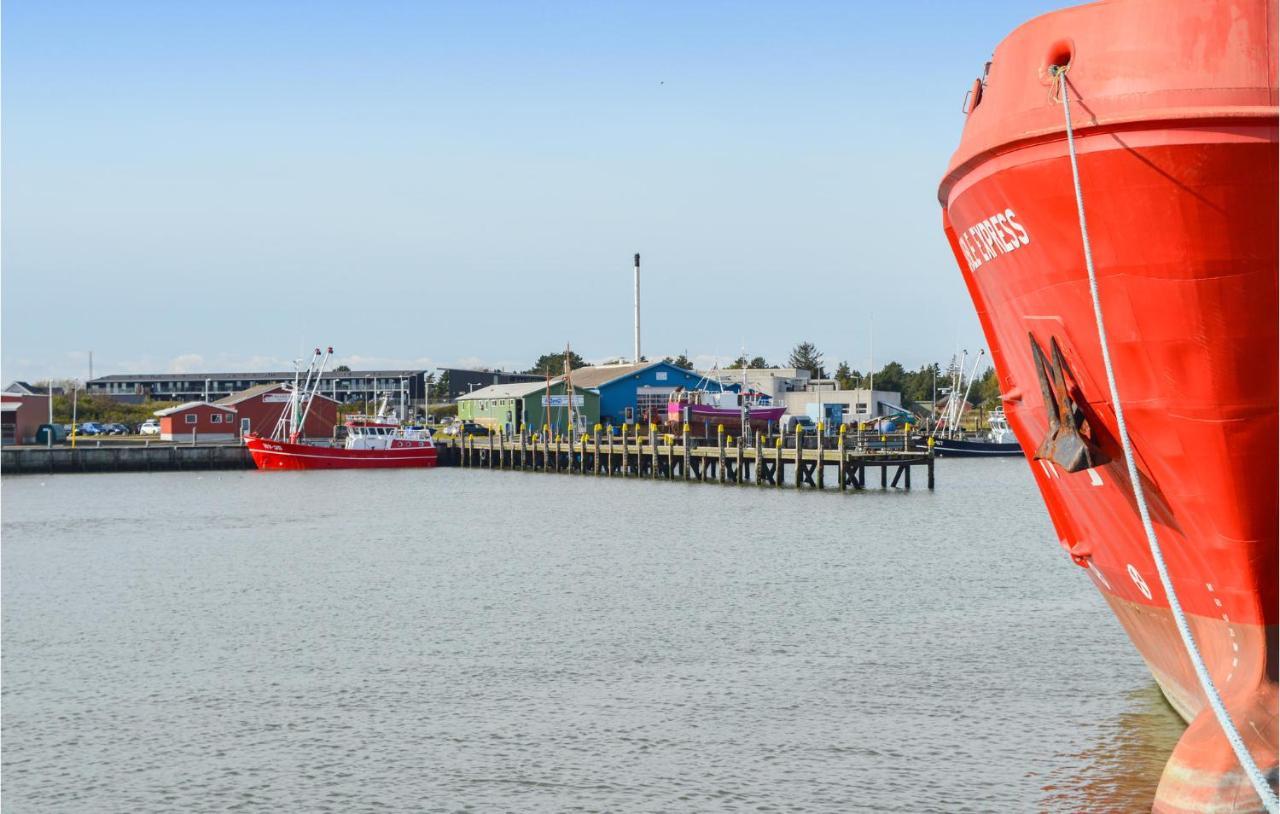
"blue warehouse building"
569,361,708,429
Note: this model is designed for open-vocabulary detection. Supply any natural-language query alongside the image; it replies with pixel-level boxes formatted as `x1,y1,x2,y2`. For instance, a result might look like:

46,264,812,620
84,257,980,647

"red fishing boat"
939,2,1277,811
244,347,437,471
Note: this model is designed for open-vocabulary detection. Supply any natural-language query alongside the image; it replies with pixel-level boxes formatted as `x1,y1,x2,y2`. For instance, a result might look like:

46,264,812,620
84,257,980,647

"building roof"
4,381,59,395
437,366,541,377
214,383,339,406
456,381,551,400
153,400,237,416
559,361,670,389
0,403,20,412
90,369,427,384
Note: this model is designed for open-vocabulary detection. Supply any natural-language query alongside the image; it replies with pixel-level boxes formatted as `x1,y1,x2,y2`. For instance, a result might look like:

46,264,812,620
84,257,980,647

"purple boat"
666,387,784,434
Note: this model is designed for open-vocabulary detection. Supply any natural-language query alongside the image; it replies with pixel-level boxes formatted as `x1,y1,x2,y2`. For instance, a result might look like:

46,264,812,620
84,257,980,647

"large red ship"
938,1,1277,811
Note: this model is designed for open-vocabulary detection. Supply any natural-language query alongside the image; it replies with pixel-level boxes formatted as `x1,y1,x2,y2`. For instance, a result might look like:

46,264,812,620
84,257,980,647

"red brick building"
154,401,238,442
215,384,339,439
0,393,51,445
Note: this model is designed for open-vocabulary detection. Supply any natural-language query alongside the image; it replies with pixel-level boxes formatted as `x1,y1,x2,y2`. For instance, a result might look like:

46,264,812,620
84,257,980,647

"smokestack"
633,253,641,364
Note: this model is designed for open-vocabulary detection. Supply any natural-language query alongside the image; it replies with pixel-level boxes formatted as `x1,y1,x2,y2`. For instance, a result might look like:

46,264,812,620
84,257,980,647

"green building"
456,380,600,436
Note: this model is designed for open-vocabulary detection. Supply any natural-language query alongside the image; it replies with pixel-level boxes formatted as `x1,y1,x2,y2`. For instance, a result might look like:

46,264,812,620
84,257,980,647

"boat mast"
945,350,967,437
564,342,575,435
296,346,332,436
955,349,986,436
544,368,552,437
740,344,748,442
289,356,302,439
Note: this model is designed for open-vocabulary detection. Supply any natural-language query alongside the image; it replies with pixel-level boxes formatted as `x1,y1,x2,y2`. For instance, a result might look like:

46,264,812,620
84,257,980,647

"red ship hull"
939,2,1277,811
245,435,438,470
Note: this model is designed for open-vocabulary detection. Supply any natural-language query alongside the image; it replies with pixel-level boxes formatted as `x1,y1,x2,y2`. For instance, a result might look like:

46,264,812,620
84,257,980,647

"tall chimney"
633,253,641,364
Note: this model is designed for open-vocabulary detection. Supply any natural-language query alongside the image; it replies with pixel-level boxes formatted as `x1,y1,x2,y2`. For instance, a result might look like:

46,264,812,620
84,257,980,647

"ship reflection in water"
1041,683,1185,812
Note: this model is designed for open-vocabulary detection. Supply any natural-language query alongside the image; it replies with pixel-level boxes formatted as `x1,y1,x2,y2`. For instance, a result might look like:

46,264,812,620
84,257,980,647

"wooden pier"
445,425,935,491
1,427,936,491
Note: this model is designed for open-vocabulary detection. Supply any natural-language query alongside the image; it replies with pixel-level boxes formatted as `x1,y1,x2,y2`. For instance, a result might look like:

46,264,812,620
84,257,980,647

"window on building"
211,414,222,424
185,414,197,424
655,371,668,381
636,389,672,419
856,403,868,413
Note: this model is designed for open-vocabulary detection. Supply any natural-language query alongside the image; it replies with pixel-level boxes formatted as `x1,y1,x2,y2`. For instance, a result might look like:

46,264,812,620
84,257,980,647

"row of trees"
47,392,179,424
784,341,999,410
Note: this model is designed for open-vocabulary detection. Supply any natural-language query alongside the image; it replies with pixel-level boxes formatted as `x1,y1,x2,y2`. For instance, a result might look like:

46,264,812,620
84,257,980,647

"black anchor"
1029,333,1102,473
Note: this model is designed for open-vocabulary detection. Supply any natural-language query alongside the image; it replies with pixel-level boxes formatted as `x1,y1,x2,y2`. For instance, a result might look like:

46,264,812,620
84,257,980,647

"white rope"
1054,66,1278,812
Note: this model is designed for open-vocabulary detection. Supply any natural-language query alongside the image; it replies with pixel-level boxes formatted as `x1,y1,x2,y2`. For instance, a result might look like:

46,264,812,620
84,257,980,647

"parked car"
102,422,130,435
779,414,816,434
444,421,490,437
77,421,104,436
139,419,161,436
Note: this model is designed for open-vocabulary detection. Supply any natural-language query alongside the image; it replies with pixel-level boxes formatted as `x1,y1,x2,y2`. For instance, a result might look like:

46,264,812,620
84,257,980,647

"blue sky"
2,0,1064,381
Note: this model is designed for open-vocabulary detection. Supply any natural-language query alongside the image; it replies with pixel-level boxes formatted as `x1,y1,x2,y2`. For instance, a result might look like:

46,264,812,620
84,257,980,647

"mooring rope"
1052,64,1278,813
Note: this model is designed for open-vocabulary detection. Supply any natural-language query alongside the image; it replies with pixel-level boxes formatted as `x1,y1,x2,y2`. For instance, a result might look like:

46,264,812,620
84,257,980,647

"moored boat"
939,2,1277,811
244,347,438,471
666,386,784,434
930,408,1023,457
245,416,437,470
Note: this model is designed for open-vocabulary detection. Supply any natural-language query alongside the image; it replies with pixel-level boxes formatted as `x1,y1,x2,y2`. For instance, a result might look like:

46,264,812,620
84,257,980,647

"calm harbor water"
2,459,1182,812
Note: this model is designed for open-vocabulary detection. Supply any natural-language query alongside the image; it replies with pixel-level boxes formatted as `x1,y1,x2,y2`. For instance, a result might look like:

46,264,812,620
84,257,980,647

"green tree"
526,350,588,376
431,370,451,402
834,361,857,390
974,366,1001,408
788,341,825,379
872,361,907,395
334,364,351,372
665,353,693,370
53,393,180,425
902,363,942,408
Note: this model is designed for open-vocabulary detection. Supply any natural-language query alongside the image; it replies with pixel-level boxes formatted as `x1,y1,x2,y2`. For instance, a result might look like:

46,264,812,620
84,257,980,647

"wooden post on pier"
794,425,803,488
593,425,601,476
816,423,825,489
747,432,757,483
543,427,552,473
717,425,726,483
838,424,847,492
614,424,624,476
775,436,784,488
649,423,658,480
519,427,527,470
665,433,675,479
927,437,935,489
734,433,744,483
682,423,691,481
